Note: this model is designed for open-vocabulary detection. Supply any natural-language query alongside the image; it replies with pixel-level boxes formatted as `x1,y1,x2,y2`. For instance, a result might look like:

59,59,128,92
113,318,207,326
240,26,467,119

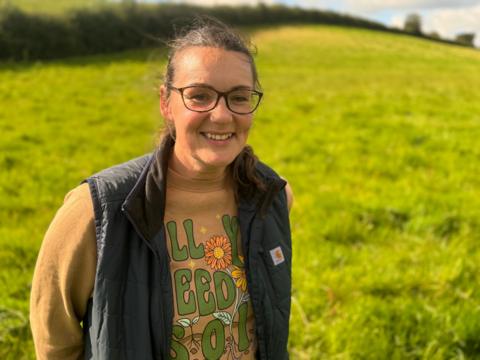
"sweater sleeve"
30,182,97,360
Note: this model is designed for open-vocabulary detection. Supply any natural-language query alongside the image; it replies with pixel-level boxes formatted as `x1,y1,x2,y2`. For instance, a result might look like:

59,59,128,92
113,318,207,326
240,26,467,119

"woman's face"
160,46,255,174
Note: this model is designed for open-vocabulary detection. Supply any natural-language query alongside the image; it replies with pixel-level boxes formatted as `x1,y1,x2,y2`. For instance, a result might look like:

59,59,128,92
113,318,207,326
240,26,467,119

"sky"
141,0,480,47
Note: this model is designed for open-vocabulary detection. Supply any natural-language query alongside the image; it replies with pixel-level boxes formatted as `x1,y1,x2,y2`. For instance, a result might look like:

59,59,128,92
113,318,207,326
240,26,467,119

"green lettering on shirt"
174,269,196,315
167,221,188,261
237,302,250,352
222,215,242,267
195,269,215,316
169,324,189,359
213,271,236,310
184,219,204,259
202,319,225,360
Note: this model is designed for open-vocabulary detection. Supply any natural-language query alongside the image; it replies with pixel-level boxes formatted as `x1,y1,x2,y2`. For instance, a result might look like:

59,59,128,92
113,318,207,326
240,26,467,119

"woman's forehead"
172,46,253,88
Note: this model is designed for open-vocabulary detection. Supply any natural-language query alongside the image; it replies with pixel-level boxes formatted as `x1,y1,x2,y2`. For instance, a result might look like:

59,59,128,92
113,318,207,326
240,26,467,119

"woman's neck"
169,148,227,182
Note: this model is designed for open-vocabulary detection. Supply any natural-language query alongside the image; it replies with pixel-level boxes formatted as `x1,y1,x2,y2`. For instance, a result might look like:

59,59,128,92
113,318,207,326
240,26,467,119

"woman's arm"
30,183,96,360
285,181,294,213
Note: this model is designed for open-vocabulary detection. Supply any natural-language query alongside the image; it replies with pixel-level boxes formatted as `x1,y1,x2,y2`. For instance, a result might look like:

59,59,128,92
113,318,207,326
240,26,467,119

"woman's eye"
230,95,249,103
188,93,212,102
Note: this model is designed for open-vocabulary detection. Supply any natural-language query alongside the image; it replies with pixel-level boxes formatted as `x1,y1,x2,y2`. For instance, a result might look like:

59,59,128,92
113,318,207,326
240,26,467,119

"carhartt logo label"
270,246,285,266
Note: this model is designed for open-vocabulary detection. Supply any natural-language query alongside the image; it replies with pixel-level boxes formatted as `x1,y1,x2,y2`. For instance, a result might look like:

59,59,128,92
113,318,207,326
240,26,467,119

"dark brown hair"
159,16,266,199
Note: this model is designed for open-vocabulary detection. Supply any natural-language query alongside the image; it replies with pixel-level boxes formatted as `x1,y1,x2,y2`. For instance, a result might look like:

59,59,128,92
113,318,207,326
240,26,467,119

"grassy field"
0,0,108,14
1,24,480,359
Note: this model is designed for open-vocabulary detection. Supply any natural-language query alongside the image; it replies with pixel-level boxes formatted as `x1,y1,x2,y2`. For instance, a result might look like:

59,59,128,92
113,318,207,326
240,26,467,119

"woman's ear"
159,85,171,120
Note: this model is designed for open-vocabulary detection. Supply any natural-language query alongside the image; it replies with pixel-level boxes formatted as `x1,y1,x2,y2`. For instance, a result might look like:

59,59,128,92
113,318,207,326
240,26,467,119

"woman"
30,17,293,360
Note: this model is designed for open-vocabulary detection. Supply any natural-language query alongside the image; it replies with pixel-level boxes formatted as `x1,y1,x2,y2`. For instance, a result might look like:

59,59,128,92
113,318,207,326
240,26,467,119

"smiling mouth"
201,132,235,141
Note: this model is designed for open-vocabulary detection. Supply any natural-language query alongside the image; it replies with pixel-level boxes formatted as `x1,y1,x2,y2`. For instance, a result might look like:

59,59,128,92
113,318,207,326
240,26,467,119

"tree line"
0,3,476,62
403,13,476,47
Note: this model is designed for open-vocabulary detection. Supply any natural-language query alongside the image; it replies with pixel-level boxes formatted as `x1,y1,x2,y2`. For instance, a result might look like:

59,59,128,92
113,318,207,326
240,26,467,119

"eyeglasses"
168,85,263,115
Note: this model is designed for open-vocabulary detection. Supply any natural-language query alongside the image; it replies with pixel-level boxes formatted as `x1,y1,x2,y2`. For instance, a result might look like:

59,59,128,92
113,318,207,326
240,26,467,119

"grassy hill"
0,0,106,14
1,24,480,359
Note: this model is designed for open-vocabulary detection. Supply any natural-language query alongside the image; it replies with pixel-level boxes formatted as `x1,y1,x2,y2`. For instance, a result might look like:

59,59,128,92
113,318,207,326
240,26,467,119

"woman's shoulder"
50,183,95,232
255,161,294,212
284,180,294,212
280,177,294,213
84,153,153,200
42,182,96,266
89,153,152,180
64,182,92,205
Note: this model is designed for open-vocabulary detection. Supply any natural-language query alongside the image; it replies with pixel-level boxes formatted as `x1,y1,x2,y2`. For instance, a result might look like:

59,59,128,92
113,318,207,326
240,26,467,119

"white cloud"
141,0,276,5
390,13,406,29
425,4,480,45
282,0,341,9
345,0,479,12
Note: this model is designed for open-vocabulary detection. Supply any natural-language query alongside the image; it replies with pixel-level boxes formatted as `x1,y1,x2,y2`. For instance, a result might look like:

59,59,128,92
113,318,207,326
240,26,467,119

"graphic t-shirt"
165,167,257,360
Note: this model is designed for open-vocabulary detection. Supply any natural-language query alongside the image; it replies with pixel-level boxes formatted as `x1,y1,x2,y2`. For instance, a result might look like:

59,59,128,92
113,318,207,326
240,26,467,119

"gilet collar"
121,137,286,251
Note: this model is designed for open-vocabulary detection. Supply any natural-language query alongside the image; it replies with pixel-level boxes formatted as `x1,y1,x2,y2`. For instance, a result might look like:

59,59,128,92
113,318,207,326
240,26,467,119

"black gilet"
82,139,292,359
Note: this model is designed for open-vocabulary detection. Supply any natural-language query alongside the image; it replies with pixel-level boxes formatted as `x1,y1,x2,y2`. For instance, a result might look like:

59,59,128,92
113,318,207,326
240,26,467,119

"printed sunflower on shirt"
204,235,232,270
231,255,248,292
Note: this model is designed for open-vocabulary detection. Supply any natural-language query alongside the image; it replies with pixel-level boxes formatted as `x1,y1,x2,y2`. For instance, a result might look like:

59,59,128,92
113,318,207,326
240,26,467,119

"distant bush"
0,8,76,60
455,32,475,47
404,13,422,35
70,8,136,54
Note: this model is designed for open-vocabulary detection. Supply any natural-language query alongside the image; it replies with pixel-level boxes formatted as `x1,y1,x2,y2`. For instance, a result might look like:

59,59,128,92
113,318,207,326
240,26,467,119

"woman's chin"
197,153,238,170
202,158,234,170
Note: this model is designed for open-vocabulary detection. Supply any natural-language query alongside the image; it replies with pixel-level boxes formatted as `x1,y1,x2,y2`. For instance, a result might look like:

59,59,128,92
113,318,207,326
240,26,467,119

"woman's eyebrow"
186,82,210,87
230,85,253,91
185,82,253,91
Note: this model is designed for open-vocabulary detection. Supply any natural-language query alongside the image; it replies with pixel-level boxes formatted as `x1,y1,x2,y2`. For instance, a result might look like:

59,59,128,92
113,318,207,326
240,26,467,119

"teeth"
204,133,233,141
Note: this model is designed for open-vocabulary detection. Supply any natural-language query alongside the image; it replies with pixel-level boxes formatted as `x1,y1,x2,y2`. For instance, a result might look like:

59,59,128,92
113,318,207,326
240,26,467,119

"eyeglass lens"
182,87,260,114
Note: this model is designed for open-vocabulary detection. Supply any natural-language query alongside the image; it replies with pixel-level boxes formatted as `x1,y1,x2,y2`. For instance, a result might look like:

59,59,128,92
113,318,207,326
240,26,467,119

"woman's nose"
210,96,233,122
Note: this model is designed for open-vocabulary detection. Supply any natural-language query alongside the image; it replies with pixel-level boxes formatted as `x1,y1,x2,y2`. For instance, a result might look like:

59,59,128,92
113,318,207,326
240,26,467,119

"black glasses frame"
168,85,263,115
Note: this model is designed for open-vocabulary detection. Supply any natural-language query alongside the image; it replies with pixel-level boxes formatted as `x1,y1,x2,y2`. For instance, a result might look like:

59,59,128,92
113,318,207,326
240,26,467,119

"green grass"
0,0,109,14
2,24,480,359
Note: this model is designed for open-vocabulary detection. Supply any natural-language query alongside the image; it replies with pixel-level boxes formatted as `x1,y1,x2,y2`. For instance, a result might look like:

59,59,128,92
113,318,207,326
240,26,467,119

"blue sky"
141,0,480,46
